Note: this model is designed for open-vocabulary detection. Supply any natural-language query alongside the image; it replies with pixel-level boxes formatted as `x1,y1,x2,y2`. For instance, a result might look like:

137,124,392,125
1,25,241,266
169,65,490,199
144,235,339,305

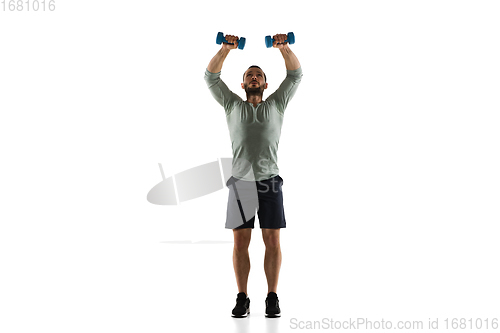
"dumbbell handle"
216,32,246,50
269,37,290,44
265,32,295,48
222,37,238,44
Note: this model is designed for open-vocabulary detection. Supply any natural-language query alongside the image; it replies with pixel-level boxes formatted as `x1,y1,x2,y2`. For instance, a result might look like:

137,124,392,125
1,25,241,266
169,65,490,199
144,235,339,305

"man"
204,33,302,318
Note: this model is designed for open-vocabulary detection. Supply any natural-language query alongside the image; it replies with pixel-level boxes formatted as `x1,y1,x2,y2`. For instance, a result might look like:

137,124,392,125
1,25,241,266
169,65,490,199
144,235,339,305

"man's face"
241,68,268,94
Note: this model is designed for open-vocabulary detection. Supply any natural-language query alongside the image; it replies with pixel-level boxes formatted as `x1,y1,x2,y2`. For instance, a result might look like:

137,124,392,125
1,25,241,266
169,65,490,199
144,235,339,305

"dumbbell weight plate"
216,32,224,45
238,37,246,50
265,36,273,48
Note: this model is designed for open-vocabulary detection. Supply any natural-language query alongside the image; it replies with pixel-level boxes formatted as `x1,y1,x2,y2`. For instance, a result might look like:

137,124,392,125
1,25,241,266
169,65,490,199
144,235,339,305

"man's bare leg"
233,228,252,294
262,228,282,294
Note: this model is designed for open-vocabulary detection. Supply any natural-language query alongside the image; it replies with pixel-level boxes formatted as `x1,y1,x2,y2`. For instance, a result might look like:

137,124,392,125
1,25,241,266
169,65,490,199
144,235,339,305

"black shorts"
225,175,286,229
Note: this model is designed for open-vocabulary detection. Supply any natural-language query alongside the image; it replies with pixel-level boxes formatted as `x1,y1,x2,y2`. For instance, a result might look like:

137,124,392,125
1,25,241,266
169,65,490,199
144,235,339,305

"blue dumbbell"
265,32,295,48
216,32,246,50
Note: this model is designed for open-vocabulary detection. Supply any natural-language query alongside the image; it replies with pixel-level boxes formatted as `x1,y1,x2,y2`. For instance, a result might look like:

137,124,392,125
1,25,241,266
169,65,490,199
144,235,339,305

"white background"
1,0,499,332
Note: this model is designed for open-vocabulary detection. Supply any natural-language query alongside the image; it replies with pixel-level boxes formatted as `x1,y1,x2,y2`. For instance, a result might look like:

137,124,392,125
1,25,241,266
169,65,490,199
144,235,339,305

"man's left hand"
272,34,289,49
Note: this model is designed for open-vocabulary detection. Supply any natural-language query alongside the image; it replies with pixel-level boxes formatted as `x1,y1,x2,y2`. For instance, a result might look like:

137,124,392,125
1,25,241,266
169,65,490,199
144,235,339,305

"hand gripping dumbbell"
216,32,246,50
265,32,295,48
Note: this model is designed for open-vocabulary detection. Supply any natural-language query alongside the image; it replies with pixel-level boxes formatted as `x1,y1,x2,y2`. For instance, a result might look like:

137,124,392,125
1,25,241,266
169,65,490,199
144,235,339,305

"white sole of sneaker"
232,310,250,318
265,313,281,318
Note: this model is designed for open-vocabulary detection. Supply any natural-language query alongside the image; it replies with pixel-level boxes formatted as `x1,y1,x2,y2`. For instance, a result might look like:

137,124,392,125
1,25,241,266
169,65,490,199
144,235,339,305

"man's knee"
233,229,251,251
262,229,280,249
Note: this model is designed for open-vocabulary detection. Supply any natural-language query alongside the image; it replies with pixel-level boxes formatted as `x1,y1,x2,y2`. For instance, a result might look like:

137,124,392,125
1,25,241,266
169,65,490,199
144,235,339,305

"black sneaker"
265,292,281,317
232,292,250,318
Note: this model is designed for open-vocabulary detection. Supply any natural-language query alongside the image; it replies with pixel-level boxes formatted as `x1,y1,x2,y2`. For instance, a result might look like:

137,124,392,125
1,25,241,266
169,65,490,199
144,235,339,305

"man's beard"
244,83,265,97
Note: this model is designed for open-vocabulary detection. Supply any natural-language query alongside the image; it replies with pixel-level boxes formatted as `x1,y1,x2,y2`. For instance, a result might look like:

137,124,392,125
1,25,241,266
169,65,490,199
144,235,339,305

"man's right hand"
222,35,239,50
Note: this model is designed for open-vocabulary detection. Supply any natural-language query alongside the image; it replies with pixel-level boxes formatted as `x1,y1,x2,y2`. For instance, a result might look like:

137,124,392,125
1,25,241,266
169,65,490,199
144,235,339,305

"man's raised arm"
265,34,303,113
207,35,239,73
273,34,301,70
205,34,243,113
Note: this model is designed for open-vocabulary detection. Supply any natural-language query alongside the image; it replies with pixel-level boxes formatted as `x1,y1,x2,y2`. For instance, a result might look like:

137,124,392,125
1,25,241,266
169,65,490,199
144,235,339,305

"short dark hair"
243,65,266,82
